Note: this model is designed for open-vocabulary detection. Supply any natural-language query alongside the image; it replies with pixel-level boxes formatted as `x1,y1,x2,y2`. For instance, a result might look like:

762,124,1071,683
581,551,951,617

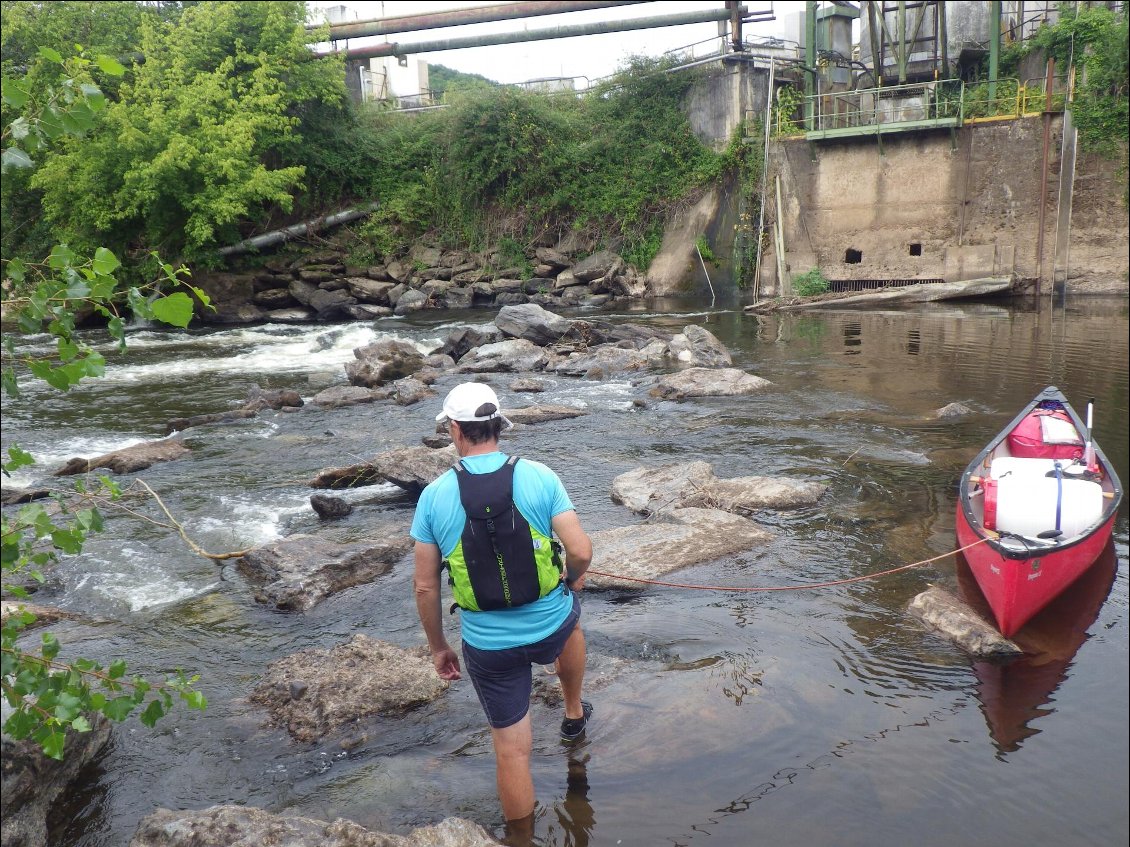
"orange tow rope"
585,537,992,592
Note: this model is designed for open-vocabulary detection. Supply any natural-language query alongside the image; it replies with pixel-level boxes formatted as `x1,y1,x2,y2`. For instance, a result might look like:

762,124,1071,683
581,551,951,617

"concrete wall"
759,117,1129,295
684,59,770,151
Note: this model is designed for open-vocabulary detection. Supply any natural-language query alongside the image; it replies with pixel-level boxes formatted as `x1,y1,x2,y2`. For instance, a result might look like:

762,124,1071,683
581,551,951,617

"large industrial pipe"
312,1,647,40
338,6,764,60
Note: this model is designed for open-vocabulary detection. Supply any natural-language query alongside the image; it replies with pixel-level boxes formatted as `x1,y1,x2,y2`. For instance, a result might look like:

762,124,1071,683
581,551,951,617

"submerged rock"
611,461,826,516
128,805,498,847
650,367,772,400
166,409,258,434
585,507,774,589
250,635,447,742
237,535,409,611
908,585,1022,657
934,401,975,419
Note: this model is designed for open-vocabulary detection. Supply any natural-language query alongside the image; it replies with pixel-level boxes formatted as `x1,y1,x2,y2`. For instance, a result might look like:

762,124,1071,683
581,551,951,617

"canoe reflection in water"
957,541,1118,754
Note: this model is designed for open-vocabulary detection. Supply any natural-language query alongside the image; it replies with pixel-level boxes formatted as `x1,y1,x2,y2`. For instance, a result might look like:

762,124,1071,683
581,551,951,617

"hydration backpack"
444,456,563,612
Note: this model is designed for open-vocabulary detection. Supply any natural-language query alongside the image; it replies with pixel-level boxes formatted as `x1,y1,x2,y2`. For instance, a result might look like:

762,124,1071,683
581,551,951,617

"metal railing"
772,76,1068,137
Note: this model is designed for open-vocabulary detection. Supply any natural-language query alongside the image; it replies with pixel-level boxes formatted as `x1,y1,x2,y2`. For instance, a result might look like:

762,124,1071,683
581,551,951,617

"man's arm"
413,540,461,680
552,509,593,590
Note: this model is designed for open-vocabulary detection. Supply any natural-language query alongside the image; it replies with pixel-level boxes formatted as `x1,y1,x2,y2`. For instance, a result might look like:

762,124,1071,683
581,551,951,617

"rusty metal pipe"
313,1,647,40
339,6,762,60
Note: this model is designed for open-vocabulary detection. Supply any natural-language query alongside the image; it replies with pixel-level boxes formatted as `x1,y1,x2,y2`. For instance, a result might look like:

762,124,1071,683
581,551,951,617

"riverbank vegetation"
2,0,741,291
1002,3,1129,155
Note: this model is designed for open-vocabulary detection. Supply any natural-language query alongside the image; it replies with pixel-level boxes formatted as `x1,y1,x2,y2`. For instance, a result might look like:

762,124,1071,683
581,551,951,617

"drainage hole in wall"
844,248,862,264
909,243,922,256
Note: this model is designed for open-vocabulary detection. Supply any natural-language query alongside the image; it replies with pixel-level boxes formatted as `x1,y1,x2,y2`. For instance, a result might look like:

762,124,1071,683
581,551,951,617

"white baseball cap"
436,382,513,430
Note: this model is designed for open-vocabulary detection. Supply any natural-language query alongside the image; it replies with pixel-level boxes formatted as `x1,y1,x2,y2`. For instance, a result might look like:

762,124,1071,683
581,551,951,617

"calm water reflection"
3,296,1126,847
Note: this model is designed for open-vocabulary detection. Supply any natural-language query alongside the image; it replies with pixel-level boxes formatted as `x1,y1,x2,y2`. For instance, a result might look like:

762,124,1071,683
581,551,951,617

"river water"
2,296,1127,847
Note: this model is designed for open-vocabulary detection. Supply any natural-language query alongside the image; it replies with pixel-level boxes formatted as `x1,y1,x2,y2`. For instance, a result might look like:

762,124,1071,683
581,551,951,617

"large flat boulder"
650,367,773,400
237,536,410,611
667,325,732,367
586,507,773,589
494,303,574,346
908,586,1022,658
611,461,826,515
53,438,190,476
374,444,458,493
129,805,497,847
456,338,549,373
250,635,447,742
504,404,588,425
346,339,425,387
552,345,655,377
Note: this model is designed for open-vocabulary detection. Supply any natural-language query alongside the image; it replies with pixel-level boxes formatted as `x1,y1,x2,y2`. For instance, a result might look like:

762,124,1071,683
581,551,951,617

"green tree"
3,55,207,760
26,1,345,264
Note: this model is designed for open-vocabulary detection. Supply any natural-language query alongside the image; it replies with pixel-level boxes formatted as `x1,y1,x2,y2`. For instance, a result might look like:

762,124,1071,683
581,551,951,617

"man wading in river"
411,382,594,826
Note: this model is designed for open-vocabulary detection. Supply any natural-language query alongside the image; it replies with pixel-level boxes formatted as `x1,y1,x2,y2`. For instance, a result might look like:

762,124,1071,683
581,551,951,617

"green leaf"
3,708,40,739
182,690,208,710
51,528,84,554
150,292,194,328
102,696,135,721
28,360,74,391
107,317,125,346
5,257,27,282
4,446,36,472
7,116,30,140
41,729,66,760
1,147,34,173
55,692,83,722
107,659,126,679
38,46,65,64
71,714,92,732
1,77,31,108
94,55,126,77
48,244,77,270
79,83,106,111
41,632,60,661
91,248,120,276
139,699,166,727
188,286,212,309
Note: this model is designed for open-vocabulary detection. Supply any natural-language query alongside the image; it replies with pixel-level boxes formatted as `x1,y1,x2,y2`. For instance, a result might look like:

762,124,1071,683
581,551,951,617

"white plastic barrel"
990,475,1104,538
990,456,1084,479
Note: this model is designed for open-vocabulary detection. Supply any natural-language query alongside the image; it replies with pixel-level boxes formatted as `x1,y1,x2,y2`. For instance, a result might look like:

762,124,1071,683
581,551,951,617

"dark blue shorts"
462,591,581,729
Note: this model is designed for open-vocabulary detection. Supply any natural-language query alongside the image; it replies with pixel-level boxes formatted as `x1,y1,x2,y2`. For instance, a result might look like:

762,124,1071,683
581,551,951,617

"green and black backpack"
444,456,563,611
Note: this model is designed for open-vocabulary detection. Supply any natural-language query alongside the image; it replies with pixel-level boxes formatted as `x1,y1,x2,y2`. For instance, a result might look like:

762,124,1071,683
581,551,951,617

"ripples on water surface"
2,297,1127,847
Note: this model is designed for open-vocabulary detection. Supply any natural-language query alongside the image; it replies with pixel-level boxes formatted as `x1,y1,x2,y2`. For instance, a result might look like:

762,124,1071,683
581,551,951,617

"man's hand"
432,646,462,680
566,571,587,591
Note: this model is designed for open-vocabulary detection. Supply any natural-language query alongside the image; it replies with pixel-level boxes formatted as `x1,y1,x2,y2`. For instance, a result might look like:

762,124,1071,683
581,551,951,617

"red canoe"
955,386,1124,637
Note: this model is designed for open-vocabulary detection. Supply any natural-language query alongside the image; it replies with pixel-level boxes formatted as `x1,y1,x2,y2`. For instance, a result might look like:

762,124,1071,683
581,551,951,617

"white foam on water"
193,494,312,547
541,379,638,412
75,544,216,612
0,434,154,488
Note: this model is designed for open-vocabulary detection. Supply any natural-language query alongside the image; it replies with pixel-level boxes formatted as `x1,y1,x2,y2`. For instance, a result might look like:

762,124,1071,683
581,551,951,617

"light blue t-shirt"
410,451,575,650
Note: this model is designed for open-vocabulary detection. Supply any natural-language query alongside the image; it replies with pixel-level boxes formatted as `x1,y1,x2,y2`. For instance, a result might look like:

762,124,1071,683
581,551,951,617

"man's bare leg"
555,624,587,720
492,714,535,821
